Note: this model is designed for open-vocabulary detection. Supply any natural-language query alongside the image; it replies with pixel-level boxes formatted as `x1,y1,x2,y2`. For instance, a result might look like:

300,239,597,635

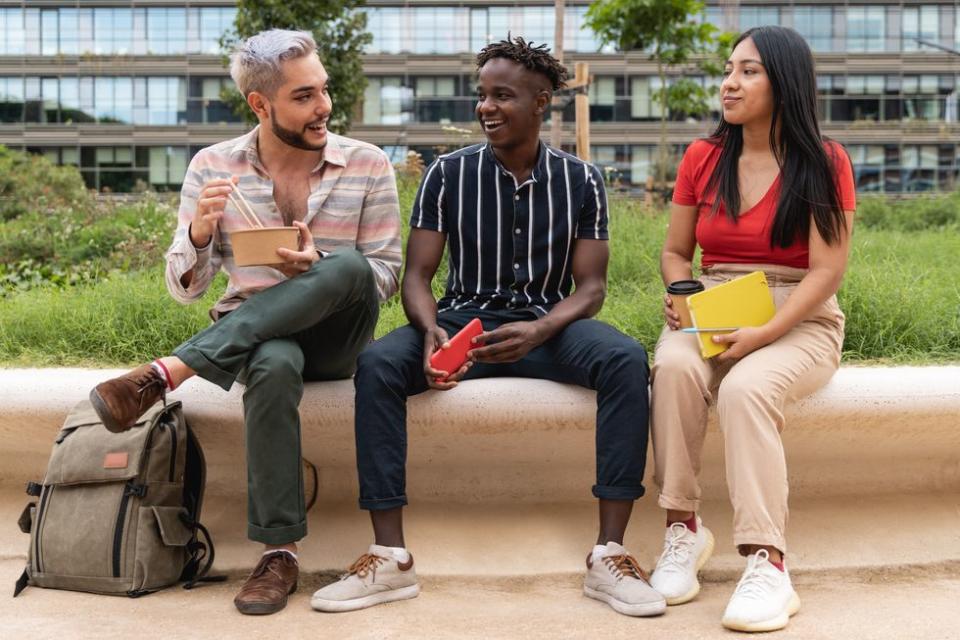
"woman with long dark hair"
647,27,855,632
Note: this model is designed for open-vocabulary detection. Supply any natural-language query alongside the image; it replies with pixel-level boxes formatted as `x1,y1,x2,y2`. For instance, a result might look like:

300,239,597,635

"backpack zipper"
111,403,175,579
33,485,53,574
159,422,178,482
112,481,146,578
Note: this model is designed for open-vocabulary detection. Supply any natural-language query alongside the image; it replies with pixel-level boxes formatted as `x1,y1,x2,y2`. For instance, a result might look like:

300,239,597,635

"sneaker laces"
732,550,780,601
342,553,386,580
656,522,696,572
603,554,650,583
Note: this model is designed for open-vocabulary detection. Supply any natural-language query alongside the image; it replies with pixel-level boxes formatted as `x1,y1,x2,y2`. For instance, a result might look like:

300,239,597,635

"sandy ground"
2,559,959,640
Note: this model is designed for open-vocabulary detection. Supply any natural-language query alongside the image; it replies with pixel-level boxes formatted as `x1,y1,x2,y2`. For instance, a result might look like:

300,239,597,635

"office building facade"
1,0,959,193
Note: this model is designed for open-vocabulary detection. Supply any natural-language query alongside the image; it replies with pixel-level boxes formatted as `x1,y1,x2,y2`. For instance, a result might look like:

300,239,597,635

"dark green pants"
173,249,379,544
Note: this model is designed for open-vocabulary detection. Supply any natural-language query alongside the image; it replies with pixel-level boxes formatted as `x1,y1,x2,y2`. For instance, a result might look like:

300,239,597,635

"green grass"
1,199,957,366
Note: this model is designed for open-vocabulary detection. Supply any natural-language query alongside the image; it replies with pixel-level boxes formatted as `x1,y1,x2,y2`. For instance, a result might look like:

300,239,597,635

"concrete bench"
1,366,958,576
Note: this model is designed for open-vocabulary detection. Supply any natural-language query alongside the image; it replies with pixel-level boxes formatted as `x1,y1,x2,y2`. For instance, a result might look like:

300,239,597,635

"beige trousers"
651,264,845,553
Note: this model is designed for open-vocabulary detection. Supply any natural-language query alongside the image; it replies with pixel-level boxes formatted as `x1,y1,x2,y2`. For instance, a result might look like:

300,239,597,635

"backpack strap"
13,568,28,597
180,514,226,589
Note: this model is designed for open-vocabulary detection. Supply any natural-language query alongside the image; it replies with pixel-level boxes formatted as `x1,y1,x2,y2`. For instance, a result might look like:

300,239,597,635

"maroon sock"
666,514,697,533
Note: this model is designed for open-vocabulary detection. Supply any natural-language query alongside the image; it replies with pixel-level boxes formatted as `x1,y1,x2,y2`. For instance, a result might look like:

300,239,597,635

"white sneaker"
650,517,715,605
583,541,666,617
311,544,420,612
721,549,801,632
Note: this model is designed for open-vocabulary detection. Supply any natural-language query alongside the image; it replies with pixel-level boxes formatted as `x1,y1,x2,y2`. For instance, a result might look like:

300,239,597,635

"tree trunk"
657,56,668,197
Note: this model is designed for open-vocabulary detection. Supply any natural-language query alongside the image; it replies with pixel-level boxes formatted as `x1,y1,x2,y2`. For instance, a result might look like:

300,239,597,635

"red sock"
769,560,785,572
666,514,697,533
152,359,175,391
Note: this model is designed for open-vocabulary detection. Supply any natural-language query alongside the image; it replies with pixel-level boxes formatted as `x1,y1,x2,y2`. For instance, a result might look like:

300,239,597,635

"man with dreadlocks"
311,36,664,617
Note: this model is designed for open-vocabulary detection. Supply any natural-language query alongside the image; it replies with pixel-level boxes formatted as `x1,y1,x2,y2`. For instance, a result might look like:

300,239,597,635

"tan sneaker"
89,363,166,433
584,542,666,617
311,545,420,612
233,551,299,615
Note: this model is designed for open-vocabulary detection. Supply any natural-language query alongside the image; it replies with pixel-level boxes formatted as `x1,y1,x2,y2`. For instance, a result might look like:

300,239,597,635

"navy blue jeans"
354,308,651,510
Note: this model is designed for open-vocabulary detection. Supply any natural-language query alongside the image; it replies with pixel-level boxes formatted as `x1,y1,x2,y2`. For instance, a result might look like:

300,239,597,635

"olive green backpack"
14,399,222,597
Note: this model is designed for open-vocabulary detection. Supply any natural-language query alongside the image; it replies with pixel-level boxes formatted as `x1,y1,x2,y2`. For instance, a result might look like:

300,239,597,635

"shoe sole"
235,582,298,616
583,586,666,617
664,527,716,606
311,583,420,612
721,591,801,632
89,388,128,433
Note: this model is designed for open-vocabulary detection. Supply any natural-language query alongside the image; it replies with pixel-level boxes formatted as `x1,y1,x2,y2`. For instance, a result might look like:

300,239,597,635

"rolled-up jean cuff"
248,520,307,545
657,494,701,512
734,531,787,555
592,485,645,501
172,343,236,391
359,495,408,511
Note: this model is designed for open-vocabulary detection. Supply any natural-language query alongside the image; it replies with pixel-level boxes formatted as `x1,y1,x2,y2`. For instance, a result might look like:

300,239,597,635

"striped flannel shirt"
411,142,608,317
165,127,402,319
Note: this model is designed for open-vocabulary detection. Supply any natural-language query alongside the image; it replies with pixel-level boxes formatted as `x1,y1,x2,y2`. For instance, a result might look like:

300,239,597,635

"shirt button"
514,194,520,201
513,263,520,270
514,228,521,235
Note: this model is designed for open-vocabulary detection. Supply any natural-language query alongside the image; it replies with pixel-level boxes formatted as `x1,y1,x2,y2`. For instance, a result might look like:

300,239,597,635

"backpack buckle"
124,483,147,498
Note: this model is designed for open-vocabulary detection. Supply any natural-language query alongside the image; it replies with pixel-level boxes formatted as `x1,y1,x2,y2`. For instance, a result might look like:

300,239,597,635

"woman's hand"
714,326,773,362
663,294,681,330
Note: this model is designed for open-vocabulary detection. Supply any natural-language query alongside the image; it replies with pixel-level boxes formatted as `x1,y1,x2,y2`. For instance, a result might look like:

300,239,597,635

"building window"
902,75,943,121
363,77,413,125
368,5,608,55
187,77,240,124
738,6,780,31
847,145,885,192
94,8,133,55
631,77,664,120
147,146,188,190
901,145,938,192
0,9,26,55
414,77,464,123
847,6,887,52
589,77,617,122
903,6,939,52
793,7,833,53
0,77,24,123
630,146,655,186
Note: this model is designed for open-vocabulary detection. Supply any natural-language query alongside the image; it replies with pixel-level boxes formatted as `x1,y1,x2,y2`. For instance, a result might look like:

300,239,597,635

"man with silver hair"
88,29,402,615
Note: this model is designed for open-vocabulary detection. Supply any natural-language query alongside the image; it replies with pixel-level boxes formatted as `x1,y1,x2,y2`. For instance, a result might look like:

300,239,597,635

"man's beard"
270,107,327,151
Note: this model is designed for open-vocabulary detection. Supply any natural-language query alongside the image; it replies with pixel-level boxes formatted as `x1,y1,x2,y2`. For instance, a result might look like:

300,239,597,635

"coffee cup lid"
667,279,705,295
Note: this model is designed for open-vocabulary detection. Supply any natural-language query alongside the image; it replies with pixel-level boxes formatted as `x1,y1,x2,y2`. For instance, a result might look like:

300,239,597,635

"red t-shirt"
672,138,856,269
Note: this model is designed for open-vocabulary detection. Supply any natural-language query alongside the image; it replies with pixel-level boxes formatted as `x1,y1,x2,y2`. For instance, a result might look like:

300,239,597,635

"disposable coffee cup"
666,279,705,329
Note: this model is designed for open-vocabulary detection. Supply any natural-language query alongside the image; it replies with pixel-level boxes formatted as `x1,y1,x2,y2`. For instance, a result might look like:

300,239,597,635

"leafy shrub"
0,145,92,221
856,193,960,232
0,195,175,295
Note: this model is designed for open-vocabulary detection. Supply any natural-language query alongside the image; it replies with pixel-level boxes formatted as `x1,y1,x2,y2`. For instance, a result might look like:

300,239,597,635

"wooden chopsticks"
227,186,264,229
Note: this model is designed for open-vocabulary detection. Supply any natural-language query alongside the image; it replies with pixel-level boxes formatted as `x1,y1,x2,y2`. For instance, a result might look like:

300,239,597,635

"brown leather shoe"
89,363,166,433
234,551,299,615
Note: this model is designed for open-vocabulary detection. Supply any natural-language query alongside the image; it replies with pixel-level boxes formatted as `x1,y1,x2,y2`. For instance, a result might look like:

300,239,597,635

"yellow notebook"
686,271,776,359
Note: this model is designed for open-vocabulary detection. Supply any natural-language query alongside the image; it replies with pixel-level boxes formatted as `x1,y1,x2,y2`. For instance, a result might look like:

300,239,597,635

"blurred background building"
1,0,958,193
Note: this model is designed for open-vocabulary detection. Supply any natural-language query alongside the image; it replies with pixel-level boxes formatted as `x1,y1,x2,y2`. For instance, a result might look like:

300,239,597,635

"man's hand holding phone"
424,319,483,390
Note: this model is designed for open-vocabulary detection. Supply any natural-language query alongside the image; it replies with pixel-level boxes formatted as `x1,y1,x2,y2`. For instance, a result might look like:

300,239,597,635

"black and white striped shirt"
411,142,609,316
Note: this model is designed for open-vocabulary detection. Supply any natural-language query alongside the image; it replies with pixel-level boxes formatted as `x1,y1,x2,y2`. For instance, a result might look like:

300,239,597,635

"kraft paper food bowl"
230,227,300,266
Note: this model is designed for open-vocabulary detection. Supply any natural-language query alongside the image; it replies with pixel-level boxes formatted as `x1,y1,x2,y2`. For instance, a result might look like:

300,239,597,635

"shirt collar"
229,125,346,174
484,141,548,185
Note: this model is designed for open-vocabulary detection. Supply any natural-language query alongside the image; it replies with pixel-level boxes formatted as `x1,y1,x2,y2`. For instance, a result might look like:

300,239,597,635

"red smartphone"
429,318,484,382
